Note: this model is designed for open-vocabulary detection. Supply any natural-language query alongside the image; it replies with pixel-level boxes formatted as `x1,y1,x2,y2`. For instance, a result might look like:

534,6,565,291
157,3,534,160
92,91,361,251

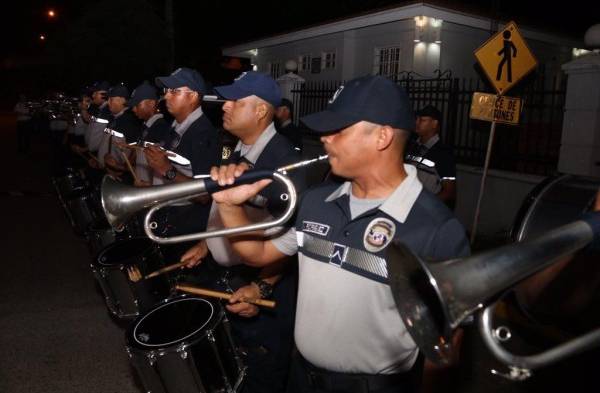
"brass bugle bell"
386,213,600,369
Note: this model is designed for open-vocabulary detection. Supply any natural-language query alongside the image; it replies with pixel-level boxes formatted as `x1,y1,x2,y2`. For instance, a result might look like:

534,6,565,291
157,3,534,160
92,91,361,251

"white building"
223,2,582,84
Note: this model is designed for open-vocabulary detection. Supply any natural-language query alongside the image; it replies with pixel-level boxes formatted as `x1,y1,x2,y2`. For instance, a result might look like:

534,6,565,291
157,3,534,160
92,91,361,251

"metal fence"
290,73,566,176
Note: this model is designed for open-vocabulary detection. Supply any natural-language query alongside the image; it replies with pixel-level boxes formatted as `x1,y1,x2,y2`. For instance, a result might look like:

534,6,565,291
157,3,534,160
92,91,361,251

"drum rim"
131,297,216,348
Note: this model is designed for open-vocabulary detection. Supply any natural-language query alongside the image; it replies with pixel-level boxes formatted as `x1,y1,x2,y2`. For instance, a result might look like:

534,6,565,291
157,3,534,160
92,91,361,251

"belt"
300,355,418,393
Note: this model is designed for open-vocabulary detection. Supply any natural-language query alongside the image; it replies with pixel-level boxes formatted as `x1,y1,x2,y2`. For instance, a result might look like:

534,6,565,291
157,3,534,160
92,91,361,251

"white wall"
455,164,543,237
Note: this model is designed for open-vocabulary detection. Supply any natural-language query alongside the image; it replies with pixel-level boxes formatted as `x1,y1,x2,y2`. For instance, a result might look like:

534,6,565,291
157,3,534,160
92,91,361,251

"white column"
559,54,600,177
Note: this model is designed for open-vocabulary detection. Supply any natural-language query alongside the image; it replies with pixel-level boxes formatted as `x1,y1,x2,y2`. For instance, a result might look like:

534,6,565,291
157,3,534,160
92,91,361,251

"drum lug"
176,343,188,359
125,347,133,359
146,351,157,366
207,331,216,343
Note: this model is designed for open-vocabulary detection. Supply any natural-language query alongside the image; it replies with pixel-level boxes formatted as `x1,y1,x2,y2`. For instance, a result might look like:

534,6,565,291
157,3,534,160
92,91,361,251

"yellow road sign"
470,92,521,125
474,21,537,95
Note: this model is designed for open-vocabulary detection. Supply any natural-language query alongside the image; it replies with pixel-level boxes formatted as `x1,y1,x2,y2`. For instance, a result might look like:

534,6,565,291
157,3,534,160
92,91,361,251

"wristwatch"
164,166,177,181
253,279,274,299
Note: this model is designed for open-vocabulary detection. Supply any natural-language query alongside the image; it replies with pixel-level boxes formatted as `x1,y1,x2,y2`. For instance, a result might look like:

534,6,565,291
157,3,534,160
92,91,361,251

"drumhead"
511,175,599,242
96,237,155,266
131,297,216,348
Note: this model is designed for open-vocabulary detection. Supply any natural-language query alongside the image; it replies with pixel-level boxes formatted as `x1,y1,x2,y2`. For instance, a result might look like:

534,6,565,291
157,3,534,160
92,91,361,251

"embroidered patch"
363,218,396,252
302,221,330,236
222,146,232,160
329,243,348,266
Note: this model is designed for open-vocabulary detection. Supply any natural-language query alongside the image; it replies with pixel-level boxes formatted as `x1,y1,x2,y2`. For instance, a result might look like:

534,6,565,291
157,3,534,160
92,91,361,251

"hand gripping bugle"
100,155,329,244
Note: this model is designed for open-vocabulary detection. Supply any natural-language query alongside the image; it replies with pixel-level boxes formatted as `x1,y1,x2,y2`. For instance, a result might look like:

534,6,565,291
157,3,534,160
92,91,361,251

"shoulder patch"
302,221,330,236
363,218,396,252
221,146,232,160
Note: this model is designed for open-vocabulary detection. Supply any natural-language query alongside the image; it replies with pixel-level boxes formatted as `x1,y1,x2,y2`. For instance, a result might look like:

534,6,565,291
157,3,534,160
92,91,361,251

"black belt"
300,355,419,393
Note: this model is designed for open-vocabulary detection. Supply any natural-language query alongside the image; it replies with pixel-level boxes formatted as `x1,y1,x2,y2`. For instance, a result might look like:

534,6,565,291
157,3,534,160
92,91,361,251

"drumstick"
120,151,139,183
79,150,100,163
176,284,276,309
144,260,189,278
117,141,177,157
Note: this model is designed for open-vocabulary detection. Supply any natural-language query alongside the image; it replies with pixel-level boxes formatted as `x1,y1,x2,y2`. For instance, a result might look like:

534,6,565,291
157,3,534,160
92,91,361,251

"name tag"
302,221,330,236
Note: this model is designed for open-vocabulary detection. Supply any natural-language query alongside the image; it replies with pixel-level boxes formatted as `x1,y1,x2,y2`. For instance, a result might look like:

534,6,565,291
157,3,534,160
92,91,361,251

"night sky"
0,0,595,105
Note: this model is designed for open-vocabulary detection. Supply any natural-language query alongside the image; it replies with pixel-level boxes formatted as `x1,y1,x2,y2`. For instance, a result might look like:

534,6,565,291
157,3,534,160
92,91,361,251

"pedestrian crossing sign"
474,21,538,95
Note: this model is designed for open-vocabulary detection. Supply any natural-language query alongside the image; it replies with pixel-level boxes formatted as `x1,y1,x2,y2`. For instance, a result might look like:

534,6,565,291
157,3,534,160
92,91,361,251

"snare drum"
87,220,131,256
53,168,87,201
126,296,245,393
65,189,99,235
92,238,171,319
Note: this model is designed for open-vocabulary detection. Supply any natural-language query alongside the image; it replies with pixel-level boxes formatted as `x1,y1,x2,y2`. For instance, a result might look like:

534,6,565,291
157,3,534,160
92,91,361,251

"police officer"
127,81,170,184
180,71,305,393
82,81,112,164
209,75,470,393
406,105,457,208
275,98,302,151
101,85,142,180
144,67,220,258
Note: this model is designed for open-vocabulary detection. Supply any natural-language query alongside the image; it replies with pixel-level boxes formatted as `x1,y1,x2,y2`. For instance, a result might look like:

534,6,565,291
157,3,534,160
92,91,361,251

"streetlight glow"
39,34,46,41
47,9,56,18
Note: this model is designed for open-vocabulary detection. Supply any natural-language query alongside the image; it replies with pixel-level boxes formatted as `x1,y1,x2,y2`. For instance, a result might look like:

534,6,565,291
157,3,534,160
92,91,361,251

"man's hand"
210,163,272,206
226,283,261,318
88,157,100,169
134,178,151,187
180,241,208,268
145,145,171,176
104,153,119,169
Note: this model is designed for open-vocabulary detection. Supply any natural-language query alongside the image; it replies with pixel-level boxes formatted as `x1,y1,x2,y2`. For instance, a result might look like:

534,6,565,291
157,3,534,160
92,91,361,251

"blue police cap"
108,85,130,99
214,71,282,107
155,67,207,94
300,75,415,133
129,82,158,107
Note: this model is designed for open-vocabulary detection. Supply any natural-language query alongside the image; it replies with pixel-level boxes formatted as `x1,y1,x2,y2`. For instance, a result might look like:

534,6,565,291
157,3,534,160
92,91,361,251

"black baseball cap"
155,67,207,94
300,75,415,133
129,82,158,107
416,105,442,122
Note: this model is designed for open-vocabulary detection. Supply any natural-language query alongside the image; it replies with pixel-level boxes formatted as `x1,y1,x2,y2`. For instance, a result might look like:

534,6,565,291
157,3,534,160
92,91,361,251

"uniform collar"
172,106,203,135
112,108,127,119
324,164,423,223
234,122,277,165
418,134,439,149
145,113,163,127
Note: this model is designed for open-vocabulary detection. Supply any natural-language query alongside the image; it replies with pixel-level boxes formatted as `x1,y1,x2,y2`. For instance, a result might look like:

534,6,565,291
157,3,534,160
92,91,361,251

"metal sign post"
470,119,497,245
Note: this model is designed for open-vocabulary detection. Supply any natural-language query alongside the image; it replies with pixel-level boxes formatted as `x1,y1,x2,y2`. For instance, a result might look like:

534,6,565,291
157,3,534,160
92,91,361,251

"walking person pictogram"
496,30,517,82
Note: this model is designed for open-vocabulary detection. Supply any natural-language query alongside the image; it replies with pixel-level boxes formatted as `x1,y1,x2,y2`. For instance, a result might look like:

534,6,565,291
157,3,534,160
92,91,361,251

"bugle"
386,213,600,378
101,155,328,244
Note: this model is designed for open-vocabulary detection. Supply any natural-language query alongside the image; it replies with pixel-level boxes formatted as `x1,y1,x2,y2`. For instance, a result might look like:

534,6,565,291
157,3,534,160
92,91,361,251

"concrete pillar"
559,54,600,177
341,30,356,81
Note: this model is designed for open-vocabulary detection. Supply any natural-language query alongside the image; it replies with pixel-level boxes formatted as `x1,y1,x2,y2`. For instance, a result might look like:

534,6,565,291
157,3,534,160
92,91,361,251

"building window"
299,54,311,72
322,51,336,70
269,62,281,78
373,46,401,79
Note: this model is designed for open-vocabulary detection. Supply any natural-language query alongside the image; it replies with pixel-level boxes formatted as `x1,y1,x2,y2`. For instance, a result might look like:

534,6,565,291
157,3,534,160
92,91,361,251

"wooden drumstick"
120,151,139,183
144,260,189,279
176,284,276,309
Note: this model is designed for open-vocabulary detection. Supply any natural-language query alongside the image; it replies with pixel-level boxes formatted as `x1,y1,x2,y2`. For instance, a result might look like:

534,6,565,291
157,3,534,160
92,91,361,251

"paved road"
0,114,139,393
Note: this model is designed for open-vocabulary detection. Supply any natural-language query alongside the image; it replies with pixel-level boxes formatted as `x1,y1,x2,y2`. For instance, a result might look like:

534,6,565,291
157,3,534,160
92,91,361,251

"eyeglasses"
163,88,196,96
